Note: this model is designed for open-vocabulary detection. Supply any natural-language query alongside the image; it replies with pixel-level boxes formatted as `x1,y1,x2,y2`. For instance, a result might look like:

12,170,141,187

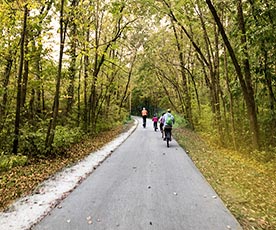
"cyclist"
152,114,158,131
163,109,175,141
159,112,165,138
141,107,148,128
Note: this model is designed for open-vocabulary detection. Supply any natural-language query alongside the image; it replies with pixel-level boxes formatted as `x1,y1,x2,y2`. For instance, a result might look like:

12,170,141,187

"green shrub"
20,127,47,156
52,126,84,151
0,154,28,172
173,114,189,128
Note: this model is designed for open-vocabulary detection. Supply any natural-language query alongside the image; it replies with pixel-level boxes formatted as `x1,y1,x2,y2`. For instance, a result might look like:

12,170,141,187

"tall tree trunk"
12,4,28,154
45,0,67,150
83,54,89,131
213,24,223,141
66,0,78,115
0,55,13,120
236,0,259,149
77,57,82,127
21,34,29,109
205,0,260,149
224,44,237,150
32,38,43,115
171,20,194,129
196,2,222,136
263,51,276,111
32,0,53,115
119,51,136,115
0,55,13,133
83,30,90,132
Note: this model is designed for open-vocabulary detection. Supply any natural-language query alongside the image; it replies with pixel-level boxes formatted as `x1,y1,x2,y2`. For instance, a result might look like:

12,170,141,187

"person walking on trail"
159,112,165,138
141,107,148,128
163,109,175,141
152,114,158,131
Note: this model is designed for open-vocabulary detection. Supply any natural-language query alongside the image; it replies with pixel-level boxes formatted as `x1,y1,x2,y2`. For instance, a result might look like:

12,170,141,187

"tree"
205,0,260,149
45,0,68,151
12,3,28,154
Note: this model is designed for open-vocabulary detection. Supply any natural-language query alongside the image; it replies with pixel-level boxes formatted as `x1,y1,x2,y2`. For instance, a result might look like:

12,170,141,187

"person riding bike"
141,107,148,128
152,114,158,131
159,112,165,138
163,109,175,142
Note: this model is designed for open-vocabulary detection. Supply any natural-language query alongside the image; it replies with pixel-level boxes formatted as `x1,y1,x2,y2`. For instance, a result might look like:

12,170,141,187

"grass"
174,127,276,230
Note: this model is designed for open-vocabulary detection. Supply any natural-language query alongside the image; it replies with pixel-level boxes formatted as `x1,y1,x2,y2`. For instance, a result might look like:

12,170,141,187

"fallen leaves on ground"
0,122,134,211
174,128,276,230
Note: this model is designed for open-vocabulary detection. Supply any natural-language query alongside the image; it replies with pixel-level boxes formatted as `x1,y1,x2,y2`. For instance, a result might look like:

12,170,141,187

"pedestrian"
141,107,148,128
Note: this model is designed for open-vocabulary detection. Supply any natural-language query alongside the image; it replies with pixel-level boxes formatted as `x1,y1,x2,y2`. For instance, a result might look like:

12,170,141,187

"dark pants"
153,122,158,131
142,116,147,127
164,126,172,140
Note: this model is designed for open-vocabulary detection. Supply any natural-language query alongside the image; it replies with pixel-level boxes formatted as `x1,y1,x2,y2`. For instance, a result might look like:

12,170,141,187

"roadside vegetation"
1,1,275,229
174,118,276,230
0,120,134,212
1,117,274,230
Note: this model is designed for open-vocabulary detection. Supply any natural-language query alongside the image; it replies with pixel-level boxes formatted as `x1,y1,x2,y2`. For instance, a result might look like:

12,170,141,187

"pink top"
152,116,158,122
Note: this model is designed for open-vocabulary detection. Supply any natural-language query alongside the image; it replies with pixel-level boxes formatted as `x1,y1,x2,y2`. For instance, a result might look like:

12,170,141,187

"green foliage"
0,0,275,163
20,127,47,156
0,125,127,212
0,154,28,172
94,106,129,133
172,113,189,128
52,126,84,151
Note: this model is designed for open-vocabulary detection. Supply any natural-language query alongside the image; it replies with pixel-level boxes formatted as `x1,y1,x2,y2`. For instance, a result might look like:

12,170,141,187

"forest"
0,0,275,171
1,0,275,160
0,0,275,229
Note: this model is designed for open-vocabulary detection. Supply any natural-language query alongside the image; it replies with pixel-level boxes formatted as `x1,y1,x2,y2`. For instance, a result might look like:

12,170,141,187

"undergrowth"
0,121,133,211
174,127,276,230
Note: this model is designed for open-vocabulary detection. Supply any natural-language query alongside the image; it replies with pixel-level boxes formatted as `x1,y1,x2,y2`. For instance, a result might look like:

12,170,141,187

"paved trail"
32,117,241,230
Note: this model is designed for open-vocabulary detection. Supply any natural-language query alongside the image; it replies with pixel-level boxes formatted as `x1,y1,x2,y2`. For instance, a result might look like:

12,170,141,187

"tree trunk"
32,38,43,115
224,44,237,150
45,0,67,150
119,51,136,115
21,34,29,109
205,0,260,149
77,57,82,127
213,24,223,141
83,30,90,132
236,0,259,149
171,20,194,129
0,56,13,120
196,2,222,136
263,50,276,111
12,4,28,154
66,0,78,115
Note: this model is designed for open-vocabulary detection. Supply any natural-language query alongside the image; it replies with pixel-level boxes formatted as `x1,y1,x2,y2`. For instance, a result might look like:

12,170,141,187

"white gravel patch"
0,119,138,230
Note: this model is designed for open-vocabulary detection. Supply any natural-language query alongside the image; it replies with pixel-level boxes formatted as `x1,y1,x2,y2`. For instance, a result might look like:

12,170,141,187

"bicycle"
164,126,172,147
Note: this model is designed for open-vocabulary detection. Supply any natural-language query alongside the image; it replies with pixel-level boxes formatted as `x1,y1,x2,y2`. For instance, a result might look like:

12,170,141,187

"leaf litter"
0,120,137,230
174,127,276,230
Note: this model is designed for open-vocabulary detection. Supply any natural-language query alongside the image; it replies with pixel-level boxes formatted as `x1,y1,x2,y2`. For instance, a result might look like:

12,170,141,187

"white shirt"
163,112,174,126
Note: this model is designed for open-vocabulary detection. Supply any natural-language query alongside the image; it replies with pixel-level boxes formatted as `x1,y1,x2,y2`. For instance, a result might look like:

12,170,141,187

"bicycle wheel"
166,131,170,147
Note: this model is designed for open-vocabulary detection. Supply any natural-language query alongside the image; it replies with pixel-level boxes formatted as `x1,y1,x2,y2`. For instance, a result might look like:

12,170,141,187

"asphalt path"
32,117,242,230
